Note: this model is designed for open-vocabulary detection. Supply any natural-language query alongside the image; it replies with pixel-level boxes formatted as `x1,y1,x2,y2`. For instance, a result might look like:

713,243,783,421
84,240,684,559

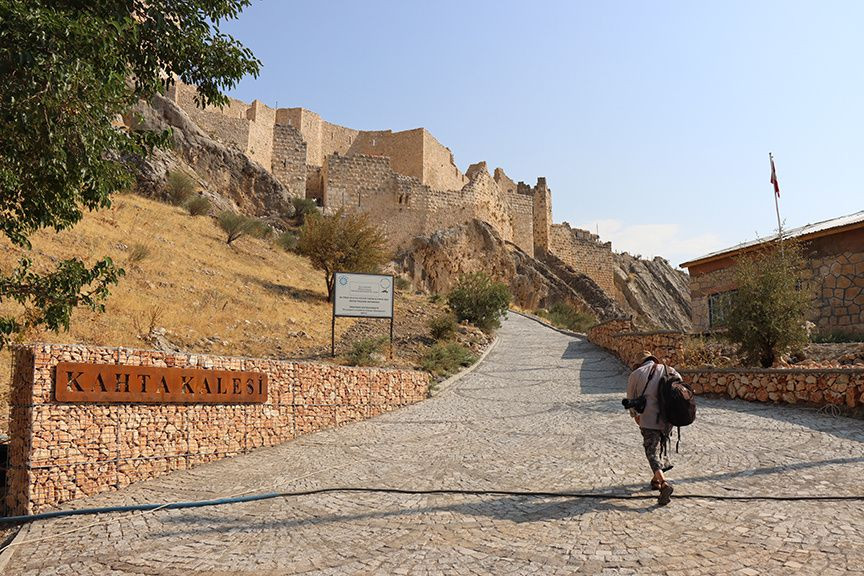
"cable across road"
3,485,864,526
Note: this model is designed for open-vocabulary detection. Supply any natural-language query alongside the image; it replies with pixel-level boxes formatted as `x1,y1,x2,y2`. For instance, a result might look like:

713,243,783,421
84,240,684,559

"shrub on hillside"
726,241,811,367
536,302,596,333
275,230,299,252
296,209,389,302
421,342,476,378
447,272,510,332
217,211,270,245
347,337,388,366
127,243,151,264
394,276,411,292
185,195,211,216
166,171,196,205
429,313,458,341
291,197,319,224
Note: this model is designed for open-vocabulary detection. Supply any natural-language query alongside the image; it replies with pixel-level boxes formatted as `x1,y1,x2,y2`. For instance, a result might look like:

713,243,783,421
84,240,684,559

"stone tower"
532,177,552,256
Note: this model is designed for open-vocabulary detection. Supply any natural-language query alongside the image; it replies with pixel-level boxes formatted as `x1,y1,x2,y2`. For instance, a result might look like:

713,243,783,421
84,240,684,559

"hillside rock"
612,252,692,331
396,219,624,322
128,94,295,220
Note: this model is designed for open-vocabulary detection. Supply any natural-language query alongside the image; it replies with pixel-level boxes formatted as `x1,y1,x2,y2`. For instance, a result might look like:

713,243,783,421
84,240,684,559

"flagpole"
770,153,783,244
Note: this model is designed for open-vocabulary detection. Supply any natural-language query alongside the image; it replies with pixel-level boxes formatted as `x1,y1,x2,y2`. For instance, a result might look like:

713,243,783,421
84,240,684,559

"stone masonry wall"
507,189,536,258
6,344,429,515
587,320,864,411
549,223,616,296
349,129,426,183
682,368,864,408
587,318,686,368
168,83,250,151
270,123,308,198
246,100,277,170
531,179,552,255
688,265,736,333
689,229,864,334
806,230,864,335
422,130,469,191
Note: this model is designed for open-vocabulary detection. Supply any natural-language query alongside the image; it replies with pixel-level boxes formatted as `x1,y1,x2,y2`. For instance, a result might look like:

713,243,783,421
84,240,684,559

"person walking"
625,351,681,506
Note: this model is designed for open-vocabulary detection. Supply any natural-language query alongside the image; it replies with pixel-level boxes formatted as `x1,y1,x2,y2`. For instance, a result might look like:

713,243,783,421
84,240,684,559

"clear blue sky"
221,1,862,268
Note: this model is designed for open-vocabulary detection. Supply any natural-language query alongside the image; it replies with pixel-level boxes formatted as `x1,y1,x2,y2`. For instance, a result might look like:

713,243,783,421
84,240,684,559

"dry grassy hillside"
0,194,354,427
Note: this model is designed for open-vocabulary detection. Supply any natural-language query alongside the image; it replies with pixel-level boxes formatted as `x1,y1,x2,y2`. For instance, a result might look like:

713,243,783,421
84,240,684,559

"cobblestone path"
5,314,864,575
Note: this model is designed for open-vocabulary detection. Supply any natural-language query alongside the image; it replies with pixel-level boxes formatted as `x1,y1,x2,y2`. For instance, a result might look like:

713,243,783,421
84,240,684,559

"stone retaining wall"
681,368,864,408
587,318,686,368
587,320,864,411
6,344,429,515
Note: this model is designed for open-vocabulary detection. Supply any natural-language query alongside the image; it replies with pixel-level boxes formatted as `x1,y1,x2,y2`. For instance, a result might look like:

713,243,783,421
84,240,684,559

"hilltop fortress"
167,83,619,298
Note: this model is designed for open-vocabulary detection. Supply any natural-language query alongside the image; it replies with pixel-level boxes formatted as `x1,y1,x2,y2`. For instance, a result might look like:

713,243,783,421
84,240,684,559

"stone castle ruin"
167,83,619,300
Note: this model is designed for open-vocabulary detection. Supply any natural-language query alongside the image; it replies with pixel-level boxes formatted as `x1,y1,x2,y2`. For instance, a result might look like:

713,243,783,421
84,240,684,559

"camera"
622,395,646,413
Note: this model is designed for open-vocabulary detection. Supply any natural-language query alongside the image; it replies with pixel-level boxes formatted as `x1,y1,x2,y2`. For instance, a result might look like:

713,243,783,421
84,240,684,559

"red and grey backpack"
657,365,696,451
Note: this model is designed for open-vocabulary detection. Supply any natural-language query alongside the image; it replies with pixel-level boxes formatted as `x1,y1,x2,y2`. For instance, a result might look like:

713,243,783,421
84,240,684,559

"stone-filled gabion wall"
6,344,429,515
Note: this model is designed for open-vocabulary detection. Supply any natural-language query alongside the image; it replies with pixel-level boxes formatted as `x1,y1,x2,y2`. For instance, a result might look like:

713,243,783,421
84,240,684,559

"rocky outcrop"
612,252,691,331
396,219,624,322
128,94,295,219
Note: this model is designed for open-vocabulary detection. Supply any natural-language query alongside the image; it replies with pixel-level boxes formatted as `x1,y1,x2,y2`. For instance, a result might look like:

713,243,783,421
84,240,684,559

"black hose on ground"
2,486,863,526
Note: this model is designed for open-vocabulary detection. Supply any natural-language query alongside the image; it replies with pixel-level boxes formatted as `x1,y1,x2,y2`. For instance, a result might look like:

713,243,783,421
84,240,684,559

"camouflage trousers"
640,428,671,473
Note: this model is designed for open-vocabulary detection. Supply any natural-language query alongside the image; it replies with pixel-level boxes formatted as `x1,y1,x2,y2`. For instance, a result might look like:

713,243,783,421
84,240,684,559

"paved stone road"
5,313,864,575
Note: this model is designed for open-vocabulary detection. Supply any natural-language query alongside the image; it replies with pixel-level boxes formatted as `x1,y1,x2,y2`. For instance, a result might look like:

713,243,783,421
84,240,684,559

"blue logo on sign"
338,276,348,286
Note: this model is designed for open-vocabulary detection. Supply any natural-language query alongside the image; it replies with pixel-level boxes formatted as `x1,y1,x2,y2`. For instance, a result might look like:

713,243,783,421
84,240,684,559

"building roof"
680,209,864,269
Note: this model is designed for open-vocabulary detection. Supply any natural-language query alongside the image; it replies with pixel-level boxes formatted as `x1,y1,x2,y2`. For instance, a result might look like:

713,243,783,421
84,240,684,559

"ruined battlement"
167,81,617,297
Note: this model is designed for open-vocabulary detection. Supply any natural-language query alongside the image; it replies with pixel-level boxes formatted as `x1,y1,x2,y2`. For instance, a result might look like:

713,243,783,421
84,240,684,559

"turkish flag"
770,156,780,198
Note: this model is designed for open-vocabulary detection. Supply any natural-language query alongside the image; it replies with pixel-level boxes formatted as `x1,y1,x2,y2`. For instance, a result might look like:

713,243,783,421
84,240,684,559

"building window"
708,290,736,328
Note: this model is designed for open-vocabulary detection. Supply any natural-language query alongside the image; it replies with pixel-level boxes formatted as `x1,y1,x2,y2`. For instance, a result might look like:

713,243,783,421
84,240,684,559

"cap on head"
640,351,658,365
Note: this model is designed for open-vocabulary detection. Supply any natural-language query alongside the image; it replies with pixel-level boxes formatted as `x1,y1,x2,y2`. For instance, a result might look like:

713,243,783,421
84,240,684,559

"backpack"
657,365,696,452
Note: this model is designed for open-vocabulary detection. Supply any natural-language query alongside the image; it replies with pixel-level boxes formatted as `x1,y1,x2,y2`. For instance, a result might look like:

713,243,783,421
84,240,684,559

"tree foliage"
0,0,259,348
447,272,511,332
726,241,812,367
295,210,389,302
217,211,270,245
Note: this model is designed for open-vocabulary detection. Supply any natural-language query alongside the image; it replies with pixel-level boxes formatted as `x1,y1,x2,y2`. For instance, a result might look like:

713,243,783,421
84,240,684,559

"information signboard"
333,273,394,318
331,272,395,356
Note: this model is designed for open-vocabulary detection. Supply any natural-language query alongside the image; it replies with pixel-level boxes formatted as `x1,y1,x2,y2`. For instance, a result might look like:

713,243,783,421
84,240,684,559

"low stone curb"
429,335,500,397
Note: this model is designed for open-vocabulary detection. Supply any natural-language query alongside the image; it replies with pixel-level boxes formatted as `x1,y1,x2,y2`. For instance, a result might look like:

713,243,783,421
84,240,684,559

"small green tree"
295,210,389,301
291,197,319,225
447,272,511,332
217,212,270,245
726,241,811,367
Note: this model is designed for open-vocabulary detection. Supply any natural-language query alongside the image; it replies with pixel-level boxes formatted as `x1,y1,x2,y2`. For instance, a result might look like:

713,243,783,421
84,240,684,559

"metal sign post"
331,272,395,358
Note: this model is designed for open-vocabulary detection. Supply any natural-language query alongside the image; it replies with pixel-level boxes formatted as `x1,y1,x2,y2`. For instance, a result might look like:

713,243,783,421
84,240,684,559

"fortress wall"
422,131,468,191
323,154,394,212
270,123,308,199
494,168,518,197
322,155,478,250
532,180,552,255
462,168,514,244
549,223,615,296
349,129,426,183
168,83,251,151
506,190,535,257
245,101,277,170
321,121,361,164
